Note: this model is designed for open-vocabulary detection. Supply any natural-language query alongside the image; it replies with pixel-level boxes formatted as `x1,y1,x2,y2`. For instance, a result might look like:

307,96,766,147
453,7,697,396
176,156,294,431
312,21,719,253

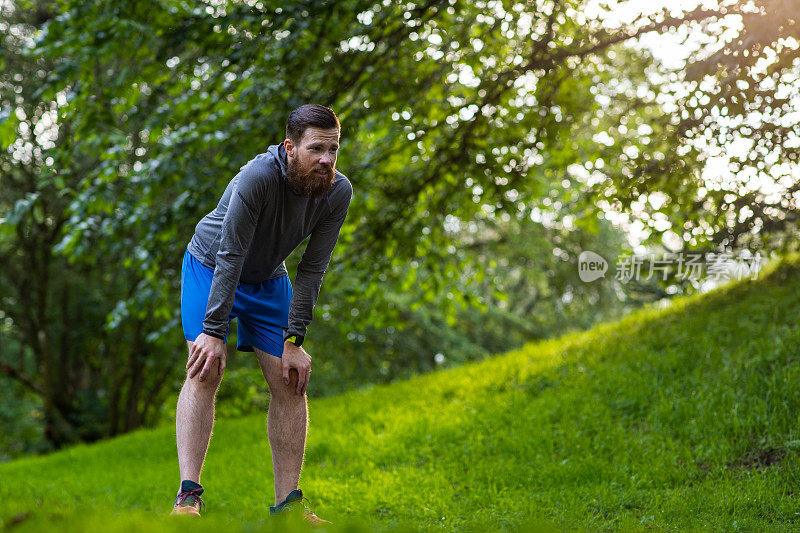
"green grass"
2,255,800,532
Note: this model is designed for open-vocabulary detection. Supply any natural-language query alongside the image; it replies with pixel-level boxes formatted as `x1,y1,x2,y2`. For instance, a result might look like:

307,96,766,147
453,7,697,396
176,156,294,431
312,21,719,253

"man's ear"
283,138,295,157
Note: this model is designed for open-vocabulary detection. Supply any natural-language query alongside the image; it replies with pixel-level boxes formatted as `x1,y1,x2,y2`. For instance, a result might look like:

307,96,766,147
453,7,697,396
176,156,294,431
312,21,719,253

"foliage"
590,0,800,253
0,379,48,462
0,0,647,449
676,0,800,252
0,1,188,447
2,0,799,451
9,0,714,338
1,255,800,531
303,203,633,397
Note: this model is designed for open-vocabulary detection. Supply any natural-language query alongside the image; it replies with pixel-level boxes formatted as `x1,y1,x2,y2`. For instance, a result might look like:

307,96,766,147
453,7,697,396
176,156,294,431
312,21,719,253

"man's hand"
187,333,226,382
282,341,312,395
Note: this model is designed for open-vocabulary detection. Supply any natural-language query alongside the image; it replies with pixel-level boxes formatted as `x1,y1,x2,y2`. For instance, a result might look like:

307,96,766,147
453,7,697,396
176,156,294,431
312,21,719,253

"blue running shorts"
180,248,292,357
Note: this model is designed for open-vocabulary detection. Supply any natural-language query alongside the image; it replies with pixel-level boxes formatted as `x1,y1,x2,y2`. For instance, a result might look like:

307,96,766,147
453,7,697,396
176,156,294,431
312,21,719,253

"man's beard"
287,158,335,198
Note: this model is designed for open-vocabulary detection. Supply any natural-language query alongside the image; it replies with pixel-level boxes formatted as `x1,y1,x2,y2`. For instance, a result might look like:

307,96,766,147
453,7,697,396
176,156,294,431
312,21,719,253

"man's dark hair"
286,104,340,143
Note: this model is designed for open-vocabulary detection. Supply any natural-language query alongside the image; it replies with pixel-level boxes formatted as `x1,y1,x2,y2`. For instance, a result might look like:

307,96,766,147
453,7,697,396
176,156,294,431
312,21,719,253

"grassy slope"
1,256,800,532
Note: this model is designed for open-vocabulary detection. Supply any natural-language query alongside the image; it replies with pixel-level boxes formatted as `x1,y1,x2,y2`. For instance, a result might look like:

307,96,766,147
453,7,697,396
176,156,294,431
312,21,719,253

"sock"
180,479,203,494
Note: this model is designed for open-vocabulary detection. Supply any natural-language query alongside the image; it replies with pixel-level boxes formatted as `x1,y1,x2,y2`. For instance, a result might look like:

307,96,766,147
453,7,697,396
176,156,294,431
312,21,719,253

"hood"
267,143,288,176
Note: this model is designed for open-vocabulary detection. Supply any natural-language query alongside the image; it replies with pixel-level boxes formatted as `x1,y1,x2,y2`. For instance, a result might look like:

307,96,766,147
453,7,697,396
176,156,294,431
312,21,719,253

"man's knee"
268,369,305,401
183,370,224,394
186,367,224,386
184,341,224,390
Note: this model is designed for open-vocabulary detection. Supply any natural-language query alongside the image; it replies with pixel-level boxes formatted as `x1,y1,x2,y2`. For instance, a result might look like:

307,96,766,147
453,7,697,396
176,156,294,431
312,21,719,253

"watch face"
287,335,303,347
286,335,302,346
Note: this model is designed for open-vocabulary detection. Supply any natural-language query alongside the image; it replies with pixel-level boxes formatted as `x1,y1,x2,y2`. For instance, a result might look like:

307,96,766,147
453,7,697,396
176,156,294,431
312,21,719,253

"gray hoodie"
186,143,353,341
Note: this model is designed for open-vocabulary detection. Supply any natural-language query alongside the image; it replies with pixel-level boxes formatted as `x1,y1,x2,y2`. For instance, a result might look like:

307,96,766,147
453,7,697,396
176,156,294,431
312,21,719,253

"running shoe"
270,489,330,527
171,486,205,517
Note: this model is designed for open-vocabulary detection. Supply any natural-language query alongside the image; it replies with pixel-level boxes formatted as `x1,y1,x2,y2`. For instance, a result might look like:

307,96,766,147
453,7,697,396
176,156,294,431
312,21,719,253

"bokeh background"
1,0,798,459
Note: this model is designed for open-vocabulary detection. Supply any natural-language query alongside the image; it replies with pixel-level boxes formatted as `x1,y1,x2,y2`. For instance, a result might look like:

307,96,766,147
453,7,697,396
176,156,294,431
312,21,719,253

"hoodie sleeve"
202,161,271,338
283,179,353,340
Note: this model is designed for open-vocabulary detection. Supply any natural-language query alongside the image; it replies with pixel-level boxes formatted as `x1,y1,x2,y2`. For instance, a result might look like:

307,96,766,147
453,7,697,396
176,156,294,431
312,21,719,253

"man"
172,104,352,527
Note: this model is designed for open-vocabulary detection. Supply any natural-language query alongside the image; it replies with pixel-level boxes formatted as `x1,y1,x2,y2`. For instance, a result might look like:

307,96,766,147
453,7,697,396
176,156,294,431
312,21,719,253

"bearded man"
171,104,351,527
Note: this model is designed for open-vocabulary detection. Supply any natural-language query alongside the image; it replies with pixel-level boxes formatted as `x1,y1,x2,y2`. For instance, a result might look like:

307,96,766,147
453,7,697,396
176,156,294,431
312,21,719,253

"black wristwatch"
284,334,304,347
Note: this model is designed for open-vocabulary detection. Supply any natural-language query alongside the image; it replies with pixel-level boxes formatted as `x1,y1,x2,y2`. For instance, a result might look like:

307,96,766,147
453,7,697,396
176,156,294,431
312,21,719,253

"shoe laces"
174,488,206,512
301,496,320,516
284,495,316,514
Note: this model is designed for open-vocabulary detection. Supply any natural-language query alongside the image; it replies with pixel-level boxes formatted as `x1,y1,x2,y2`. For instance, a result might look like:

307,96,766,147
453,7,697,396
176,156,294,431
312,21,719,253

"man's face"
284,127,340,198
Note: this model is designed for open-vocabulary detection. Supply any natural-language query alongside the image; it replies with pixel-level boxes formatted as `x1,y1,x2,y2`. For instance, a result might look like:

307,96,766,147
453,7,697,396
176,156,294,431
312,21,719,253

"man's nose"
319,154,332,166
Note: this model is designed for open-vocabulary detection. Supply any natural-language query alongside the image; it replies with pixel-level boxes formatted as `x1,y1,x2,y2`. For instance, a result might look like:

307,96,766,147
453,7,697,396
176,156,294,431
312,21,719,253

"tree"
0,0,184,446
583,0,800,255
676,0,800,251
3,0,795,449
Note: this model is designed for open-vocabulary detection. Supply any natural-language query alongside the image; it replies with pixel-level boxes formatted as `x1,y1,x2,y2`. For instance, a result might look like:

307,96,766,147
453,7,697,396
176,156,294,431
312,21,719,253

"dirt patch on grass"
727,447,787,470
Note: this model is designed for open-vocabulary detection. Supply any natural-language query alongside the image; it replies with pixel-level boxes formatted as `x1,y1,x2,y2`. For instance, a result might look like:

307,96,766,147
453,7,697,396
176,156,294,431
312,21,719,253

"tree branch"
0,363,43,396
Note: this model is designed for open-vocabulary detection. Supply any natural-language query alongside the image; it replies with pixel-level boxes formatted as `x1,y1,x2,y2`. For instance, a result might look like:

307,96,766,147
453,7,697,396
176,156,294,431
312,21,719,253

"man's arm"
202,162,270,338
187,161,270,382
283,184,353,341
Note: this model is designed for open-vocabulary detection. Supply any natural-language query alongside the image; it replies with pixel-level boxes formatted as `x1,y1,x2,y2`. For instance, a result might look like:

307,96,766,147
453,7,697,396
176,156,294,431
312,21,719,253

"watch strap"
284,334,304,347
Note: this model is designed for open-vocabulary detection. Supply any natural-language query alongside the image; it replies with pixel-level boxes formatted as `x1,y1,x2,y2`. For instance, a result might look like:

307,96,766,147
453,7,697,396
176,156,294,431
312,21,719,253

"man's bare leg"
176,340,224,483
255,347,308,505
